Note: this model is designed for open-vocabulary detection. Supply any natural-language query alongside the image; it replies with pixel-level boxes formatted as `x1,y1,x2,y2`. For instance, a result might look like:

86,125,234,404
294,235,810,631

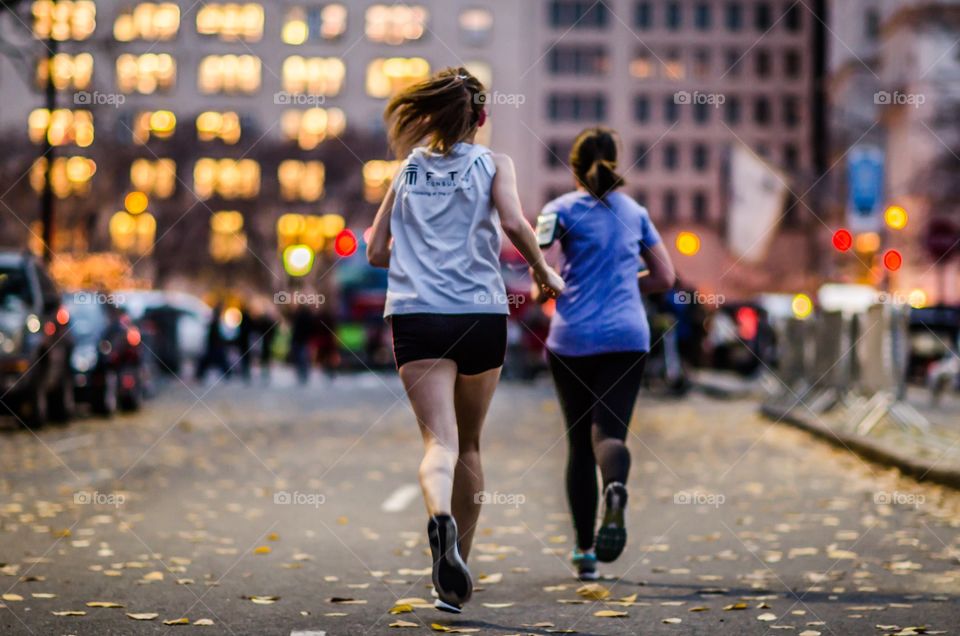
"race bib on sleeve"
536,211,559,248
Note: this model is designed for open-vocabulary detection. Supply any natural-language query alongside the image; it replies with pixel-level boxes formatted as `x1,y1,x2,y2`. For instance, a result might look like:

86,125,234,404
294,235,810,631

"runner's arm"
366,187,395,268
491,154,564,297
639,242,675,294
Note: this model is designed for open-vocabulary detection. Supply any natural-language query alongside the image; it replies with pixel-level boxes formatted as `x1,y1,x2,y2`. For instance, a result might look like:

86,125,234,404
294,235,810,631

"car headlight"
71,344,98,373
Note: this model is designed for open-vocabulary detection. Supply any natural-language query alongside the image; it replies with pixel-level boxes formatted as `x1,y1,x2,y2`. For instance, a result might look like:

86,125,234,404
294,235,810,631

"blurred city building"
10,1,956,301
827,0,960,304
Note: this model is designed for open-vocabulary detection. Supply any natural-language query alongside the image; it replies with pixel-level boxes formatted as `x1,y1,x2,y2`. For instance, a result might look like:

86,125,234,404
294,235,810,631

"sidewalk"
760,380,960,489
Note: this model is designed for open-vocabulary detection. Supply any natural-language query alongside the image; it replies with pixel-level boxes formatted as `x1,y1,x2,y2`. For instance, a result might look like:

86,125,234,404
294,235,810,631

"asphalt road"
1,369,959,635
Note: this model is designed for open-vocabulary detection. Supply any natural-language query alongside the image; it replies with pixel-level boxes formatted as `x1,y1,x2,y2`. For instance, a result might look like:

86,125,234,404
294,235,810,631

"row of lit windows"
34,2,494,45
29,107,347,150
108,54,432,97
36,157,400,204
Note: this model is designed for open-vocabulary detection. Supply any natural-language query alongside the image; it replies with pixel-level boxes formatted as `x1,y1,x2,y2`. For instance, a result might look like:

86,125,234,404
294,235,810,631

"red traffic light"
832,228,853,252
882,249,902,271
334,229,358,257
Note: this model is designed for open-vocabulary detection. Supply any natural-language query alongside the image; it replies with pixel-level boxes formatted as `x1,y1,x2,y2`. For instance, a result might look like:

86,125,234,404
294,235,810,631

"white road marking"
380,484,420,512
48,433,96,454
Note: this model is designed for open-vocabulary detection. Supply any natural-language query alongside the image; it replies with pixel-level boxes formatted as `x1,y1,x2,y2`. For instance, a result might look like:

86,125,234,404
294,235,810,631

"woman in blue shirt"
536,127,675,580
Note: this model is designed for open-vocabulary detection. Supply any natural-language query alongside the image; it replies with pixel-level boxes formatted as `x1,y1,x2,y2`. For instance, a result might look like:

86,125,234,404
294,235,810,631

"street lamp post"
40,36,58,262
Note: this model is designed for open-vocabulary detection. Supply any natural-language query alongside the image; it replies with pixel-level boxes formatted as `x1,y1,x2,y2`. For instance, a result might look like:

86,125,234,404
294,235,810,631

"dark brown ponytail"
570,127,625,199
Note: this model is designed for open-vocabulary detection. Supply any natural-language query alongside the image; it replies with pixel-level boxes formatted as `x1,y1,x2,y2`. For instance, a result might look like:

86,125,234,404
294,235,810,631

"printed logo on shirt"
423,171,459,187
403,164,418,185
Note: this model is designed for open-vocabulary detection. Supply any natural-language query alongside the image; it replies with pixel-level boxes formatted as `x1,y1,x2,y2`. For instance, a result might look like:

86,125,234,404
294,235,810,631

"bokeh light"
791,293,813,319
882,249,902,271
334,229,358,257
832,228,853,252
124,191,148,214
675,231,700,256
884,205,908,230
283,244,314,277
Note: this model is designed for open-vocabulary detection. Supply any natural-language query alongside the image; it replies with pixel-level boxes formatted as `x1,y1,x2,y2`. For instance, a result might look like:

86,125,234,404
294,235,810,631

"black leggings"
547,350,646,551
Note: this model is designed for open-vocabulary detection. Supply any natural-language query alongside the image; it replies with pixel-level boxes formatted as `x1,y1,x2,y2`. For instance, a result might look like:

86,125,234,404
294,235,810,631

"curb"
760,404,960,490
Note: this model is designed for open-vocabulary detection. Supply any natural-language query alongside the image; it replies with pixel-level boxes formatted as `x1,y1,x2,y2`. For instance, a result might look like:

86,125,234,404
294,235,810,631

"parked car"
0,252,74,427
63,293,146,414
117,290,210,375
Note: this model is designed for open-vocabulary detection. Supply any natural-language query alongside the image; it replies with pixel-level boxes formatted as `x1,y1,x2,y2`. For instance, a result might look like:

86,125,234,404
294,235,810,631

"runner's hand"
532,265,565,299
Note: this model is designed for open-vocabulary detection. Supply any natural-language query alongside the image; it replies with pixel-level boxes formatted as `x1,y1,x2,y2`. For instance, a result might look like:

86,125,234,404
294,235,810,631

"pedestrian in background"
366,66,564,614
535,127,675,581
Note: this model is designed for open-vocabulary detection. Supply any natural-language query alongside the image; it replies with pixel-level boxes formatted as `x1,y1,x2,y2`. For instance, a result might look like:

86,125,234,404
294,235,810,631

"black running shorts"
390,313,507,375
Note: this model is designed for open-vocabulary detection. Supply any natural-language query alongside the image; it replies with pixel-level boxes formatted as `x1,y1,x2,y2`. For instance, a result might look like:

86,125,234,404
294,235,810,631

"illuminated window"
36,52,92,90
365,4,427,44
32,0,96,41
196,111,241,144
362,160,400,203
279,161,325,202
282,57,345,95
116,53,176,94
630,51,653,78
198,55,261,94
280,108,345,150
114,3,179,41
283,4,347,43
131,158,177,198
366,57,430,98
459,8,492,45
664,50,685,80
30,156,96,198
130,110,176,144
193,158,260,199
209,211,247,263
196,3,264,42
28,109,93,147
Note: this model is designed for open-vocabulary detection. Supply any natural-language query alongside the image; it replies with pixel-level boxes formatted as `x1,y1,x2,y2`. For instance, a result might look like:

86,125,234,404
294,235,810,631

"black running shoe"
427,514,472,612
595,482,628,563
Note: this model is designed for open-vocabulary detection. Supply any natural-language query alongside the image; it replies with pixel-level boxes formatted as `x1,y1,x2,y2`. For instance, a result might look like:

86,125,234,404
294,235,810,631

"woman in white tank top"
367,67,564,614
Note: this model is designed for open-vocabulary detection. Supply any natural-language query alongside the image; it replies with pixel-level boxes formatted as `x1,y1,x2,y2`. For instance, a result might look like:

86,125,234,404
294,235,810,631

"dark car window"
0,266,32,310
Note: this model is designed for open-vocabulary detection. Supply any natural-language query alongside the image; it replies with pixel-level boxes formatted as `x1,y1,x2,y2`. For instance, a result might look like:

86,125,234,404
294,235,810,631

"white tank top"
384,142,508,317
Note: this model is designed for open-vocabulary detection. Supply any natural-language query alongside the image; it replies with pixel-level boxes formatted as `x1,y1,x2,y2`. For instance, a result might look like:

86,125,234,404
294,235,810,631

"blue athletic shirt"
539,190,662,356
